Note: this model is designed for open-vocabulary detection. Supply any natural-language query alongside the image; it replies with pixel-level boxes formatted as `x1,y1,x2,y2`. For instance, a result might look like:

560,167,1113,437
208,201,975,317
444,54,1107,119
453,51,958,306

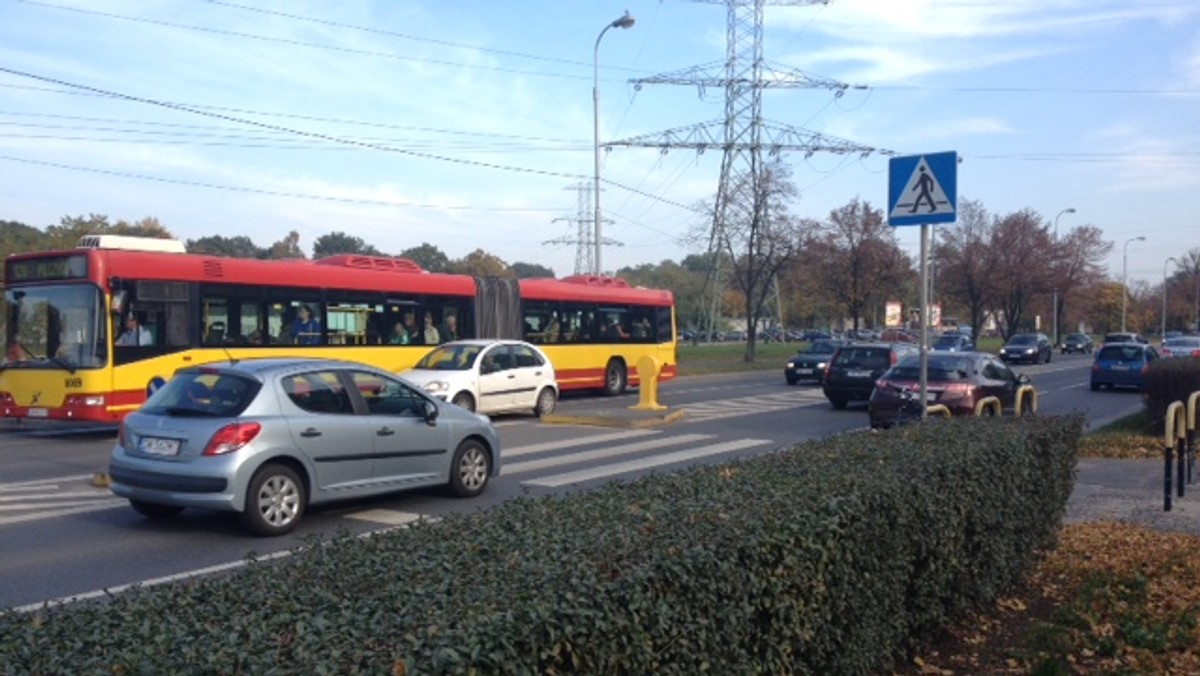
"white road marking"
505,434,713,475
504,429,658,458
524,438,772,488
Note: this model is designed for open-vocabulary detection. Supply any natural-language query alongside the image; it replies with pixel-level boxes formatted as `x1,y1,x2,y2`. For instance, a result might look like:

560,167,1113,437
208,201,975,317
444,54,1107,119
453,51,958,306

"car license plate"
139,436,181,457
848,370,871,378
27,407,48,418
1111,365,1130,371
795,368,813,375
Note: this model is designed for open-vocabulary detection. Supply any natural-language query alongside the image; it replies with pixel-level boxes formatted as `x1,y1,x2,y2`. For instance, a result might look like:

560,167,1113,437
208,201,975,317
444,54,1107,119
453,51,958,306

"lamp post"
1051,208,1076,346
593,11,635,276
1162,256,1177,342
1121,236,1145,333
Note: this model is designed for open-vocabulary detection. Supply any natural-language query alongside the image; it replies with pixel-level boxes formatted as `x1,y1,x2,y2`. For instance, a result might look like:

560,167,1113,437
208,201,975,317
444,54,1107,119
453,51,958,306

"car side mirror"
422,400,439,425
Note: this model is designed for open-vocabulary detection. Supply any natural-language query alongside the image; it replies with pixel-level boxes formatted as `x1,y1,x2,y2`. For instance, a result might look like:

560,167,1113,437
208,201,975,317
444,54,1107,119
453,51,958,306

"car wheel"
602,359,627,396
130,499,184,519
534,387,557,416
1045,350,1052,363
448,439,491,498
829,398,848,410
451,391,476,413
241,463,305,537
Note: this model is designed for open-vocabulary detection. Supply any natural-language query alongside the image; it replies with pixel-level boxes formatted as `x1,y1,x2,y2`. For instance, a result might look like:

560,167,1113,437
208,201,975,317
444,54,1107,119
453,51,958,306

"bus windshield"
4,284,108,370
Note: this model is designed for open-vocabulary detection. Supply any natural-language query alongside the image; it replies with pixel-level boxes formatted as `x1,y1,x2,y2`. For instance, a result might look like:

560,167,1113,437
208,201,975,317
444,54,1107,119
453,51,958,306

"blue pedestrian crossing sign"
888,151,957,226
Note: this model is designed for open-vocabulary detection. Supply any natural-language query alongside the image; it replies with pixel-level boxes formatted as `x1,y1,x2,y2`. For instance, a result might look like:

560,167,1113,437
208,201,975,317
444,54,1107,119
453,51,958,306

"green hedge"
1144,358,1200,428
0,415,1081,675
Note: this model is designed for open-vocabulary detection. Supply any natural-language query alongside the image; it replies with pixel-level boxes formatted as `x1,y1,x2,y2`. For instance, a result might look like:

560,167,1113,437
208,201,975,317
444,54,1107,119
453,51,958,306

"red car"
868,352,1031,429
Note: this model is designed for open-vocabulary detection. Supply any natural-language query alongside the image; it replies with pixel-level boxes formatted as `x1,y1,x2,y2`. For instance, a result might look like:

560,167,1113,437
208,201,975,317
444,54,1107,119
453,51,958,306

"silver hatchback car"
109,358,501,536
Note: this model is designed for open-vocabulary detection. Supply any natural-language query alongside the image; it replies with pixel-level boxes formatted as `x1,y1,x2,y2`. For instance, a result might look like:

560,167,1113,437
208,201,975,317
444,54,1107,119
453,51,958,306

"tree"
448,249,512,278
988,209,1054,338
618,260,707,330
802,198,911,334
933,199,997,337
1052,224,1112,341
706,158,809,361
186,235,265,258
0,220,50,262
264,231,305,259
510,262,556,279
312,231,381,259
397,243,450,272
43,214,176,249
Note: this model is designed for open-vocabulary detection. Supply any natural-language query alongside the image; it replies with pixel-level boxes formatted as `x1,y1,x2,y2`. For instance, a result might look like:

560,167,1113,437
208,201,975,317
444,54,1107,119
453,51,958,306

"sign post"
888,151,958,418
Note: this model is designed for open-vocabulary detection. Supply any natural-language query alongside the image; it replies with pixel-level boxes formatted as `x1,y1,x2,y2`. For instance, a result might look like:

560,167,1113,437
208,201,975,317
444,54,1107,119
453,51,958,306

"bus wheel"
130,500,184,519
603,359,627,396
451,392,476,412
534,387,557,416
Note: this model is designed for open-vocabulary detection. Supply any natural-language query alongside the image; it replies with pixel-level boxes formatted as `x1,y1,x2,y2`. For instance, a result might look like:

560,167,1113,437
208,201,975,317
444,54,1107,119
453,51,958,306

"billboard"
885,301,903,328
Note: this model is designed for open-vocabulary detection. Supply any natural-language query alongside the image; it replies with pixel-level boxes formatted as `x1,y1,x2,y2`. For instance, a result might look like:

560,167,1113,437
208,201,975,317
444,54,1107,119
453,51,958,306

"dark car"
822,342,918,409
1061,333,1094,355
931,333,976,352
784,339,845,385
868,352,1031,429
999,333,1052,364
1090,343,1159,391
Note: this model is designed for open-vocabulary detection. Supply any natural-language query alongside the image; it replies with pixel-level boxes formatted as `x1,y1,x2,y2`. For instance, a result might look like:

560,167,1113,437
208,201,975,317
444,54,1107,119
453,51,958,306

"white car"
399,340,558,416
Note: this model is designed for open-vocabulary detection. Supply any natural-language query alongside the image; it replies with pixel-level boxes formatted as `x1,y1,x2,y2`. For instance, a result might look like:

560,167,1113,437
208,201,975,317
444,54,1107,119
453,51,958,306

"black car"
784,339,845,385
1061,333,1094,354
822,342,918,409
998,333,1052,364
931,333,975,352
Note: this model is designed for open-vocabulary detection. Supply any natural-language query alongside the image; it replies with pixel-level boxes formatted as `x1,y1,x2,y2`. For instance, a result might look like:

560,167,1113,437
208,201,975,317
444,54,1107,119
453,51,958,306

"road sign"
888,151,957,226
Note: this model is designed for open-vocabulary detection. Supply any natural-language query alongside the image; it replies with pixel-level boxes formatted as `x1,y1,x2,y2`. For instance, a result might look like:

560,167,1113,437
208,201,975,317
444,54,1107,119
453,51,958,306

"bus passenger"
389,312,418,345
422,312,440,345
440,314,459,342
291,305,320,345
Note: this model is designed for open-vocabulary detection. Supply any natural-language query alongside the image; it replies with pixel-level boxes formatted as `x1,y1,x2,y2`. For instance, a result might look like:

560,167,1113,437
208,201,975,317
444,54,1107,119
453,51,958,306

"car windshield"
141,371,260,417
1066,334,1087,342
1008,335,1037,345
934,335,963,347
1096,345,1144,362
800,340,838,355
414,344,483,370
3,284,108,371
888,355,972,381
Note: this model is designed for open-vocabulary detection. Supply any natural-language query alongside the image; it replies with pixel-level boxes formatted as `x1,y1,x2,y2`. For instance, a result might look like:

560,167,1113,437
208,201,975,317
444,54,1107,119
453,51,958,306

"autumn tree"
264,230,305,259
312,231,381,259
618,259,707,330
933,199,997,337
802,198,911,333
449,249,512,278
1052,224,1112,342
988,209,1054,338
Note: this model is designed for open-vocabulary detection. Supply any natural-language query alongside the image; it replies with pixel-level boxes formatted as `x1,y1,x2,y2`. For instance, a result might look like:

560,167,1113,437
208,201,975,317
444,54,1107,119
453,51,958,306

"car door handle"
300,428,322,438
376,427,395,437
507,374,516,379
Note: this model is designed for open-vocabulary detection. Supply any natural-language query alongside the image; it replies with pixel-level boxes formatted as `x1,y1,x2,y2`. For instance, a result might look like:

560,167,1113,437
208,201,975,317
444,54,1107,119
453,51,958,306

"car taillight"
202,422,262,456
875,378,890,390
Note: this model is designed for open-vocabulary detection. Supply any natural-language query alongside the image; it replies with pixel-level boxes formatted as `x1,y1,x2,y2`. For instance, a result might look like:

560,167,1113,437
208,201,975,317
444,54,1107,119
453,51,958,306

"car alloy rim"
258,475,300,526
459,447,488,490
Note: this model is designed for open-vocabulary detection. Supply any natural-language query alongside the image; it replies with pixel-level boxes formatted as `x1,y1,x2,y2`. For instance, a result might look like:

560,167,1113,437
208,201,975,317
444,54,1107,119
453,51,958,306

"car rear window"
142,372,260,417
890,355,972,380
833,347,892,369
1096,345,1143,361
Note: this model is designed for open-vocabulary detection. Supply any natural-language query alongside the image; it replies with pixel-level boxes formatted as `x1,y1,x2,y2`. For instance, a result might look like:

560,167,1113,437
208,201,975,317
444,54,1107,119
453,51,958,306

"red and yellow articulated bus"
1,236,677,422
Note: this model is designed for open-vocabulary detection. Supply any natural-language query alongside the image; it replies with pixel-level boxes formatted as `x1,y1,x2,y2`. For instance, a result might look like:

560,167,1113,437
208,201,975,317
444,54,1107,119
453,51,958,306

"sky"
2,0,1199,287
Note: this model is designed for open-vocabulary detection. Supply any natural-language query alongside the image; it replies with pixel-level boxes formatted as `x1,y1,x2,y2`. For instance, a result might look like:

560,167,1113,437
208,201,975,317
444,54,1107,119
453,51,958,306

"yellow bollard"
1015,385,1038,416
629,355,667,411
925,404,952,419
974,396,1001,417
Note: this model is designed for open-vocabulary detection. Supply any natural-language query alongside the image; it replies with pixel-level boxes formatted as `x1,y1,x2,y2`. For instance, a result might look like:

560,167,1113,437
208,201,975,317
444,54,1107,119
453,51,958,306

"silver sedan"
109,357,501,536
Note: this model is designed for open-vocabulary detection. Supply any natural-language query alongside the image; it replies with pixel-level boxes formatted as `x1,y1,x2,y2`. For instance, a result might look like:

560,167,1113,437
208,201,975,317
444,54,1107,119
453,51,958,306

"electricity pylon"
545,182,622,275
607,0,887,341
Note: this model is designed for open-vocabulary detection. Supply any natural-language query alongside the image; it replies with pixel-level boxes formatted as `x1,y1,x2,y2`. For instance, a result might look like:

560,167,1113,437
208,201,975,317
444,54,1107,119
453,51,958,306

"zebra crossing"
2,427,784,529
678,388,828,423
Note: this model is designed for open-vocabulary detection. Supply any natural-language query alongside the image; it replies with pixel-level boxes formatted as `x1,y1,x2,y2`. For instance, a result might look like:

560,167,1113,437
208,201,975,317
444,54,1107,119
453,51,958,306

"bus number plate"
27,407,48,418
140,436,181,457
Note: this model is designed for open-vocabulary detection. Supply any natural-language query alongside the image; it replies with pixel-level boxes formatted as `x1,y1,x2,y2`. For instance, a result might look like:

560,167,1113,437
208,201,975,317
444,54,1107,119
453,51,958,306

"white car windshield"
414,344,483,370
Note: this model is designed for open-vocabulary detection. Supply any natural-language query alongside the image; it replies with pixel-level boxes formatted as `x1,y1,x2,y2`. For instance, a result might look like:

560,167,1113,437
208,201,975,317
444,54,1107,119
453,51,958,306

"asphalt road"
0,351,1142,611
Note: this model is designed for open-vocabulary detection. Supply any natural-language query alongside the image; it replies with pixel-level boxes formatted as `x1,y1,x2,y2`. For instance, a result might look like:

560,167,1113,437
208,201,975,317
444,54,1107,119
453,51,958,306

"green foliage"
312,231,381,259
186,234,266,258
0,416,1081,674
1142,358,1200,428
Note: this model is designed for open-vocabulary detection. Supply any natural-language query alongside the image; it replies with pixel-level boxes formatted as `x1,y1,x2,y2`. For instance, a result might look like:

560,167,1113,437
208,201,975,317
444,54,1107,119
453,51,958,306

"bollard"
925,404,952,419
1015,385,1038,416
973,396,1001,417
1188,391,1200,485
1165,401,1185,512
628,355,667,412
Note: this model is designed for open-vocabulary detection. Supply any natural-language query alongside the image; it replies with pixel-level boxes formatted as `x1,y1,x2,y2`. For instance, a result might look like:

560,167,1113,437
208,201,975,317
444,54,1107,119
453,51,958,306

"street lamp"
593,10,635,276
1121,236,1145,333
1051,207,1076,346
1162,256,1177,342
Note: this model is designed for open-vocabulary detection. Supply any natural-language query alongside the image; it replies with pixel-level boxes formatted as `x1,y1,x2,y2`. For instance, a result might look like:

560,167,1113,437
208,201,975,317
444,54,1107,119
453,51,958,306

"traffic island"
541,355,683,428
